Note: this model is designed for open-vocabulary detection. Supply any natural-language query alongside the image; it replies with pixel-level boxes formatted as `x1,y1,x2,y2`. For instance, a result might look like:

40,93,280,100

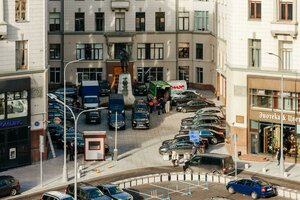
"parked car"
66,182,111,200
183,153,234,175
97,184,133,200
176,100,215,113
195,107,225,119
108,114,126,130
180,117,222,130
133,82,148,96
85,111,101,124
48,102,64,110
172,90,203,105
57,133,85,153
181,116,222,127
198,129,225,144
48,109,74,123
162,134,208,149
159,140,204,156
0,176,20,197
41,191,74,200
99,80,111,96
181,124,226,135
226,176,276,199
182,113,223,123
132,99,150,115
108,94,125,118
54,87,78,98
47,123,64,143
132,112,150,129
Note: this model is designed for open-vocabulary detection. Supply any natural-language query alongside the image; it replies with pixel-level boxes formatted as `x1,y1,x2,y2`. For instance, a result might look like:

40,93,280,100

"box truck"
79,81,100,109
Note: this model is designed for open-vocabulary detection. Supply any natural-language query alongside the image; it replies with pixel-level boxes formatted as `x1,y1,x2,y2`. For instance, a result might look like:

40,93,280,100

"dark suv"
99,80,110,96
132,112,150,129
133,82,148,96
85,111,101,124
66,182,111,200
0,176,20,197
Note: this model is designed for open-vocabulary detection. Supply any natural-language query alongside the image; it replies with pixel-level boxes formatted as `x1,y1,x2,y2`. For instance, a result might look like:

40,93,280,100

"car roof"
99,184,117,188
0,175,14,180
44,191,73,198
195,153,232,159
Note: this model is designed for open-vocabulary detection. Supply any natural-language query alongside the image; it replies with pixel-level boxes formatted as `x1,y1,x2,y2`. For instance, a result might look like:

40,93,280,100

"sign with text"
250,110,300,125
189,130,199,143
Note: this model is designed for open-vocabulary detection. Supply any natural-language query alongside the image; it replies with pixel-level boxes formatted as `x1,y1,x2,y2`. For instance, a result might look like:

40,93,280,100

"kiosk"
83,131,106,161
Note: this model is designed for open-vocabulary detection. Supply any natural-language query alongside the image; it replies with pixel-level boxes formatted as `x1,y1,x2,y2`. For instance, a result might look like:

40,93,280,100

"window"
115,13,125,32
196,67,203,83
49,44,61,60
279,0,293,21
155,12,165,31
77,68,103,83
249,1,261,19
50,68,60,83
137,43,164,60
0,94,5,120
76,43,103,60
49,12,61,32
15,0,27,22
137,67,163,83
136,12,145,31
178,12,189,31
178,43,189,58
179,66,189,81
89,141,101,150
194,11,208,31
7,91,28,119
280,41,292,70
16,41,28,70
196,43,203,59
249,39,261,68
95,12,104,31
75,13,85,31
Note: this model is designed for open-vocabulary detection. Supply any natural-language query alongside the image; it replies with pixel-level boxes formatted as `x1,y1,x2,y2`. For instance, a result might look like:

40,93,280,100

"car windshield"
100,82,109,88
108,186,123,194
137,84,146,88
87,189,104,198
134,112,148,119
84,97,98,103
135,104,148,111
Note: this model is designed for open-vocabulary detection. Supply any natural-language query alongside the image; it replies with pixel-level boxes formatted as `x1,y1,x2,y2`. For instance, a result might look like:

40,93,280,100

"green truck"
147,81,171,100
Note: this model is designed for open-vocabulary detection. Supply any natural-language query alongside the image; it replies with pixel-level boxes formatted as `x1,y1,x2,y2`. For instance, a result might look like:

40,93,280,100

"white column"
0,0,4,22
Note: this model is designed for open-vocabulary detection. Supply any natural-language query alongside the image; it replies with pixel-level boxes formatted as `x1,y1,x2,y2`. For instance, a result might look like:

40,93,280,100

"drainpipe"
61,0,65,85
175,0,179,80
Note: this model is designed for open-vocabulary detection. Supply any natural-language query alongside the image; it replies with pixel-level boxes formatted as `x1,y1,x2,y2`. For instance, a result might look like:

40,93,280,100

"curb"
112,172,300,200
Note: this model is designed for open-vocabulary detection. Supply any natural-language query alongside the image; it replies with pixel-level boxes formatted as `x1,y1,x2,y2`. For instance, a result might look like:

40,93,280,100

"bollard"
262,168,267,173
245,163,249,169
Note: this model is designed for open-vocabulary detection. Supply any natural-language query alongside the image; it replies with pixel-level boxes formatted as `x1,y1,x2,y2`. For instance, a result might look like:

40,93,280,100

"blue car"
226,177,276,199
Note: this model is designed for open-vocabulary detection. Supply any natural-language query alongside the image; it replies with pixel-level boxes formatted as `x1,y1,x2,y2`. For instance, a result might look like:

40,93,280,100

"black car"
48,109,74,123
54,86,78,98
181,124,226,136
132,99,150,113
159,140,204,156
198,129,225,144
176,100,215,113
86,111,101,124
47,123,64,143
0,176,20,197
99,80,111,96
133,82,148,96
108,114,126,130
172,90,203,106
97,184,133,200
162,134,208,149
181,116,221,127
66,182,111,200
180,117,223,130
132,112,150,129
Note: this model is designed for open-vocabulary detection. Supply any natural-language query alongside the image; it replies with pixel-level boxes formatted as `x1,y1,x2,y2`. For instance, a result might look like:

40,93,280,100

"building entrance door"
111,66,123,91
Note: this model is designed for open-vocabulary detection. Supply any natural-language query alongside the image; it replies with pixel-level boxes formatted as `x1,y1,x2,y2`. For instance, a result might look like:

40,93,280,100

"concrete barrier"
178,172,185,181
192,173,199,181
154,174,161,182
213,174,220,183
148,175,155,183
289,190,298,200
161,173,169,182
130,178,137,187
136,177,143,185
206,173,213,182
124,179,131,188
185,173,192,181
219,175,225,184
200,173,207,182
142,176,149,184
277,186,285,197
170,172,178,181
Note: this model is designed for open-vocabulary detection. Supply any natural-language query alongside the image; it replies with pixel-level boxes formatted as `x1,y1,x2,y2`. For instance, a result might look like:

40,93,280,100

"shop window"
15,0,27,22
249,0,261,19
178,43,189,58
7,91,28,119
0,93,5,120
115,12,125,32
136,12,145,31
178,12,189,31
89,141,101,150
16,41,28,70
155,12,165,31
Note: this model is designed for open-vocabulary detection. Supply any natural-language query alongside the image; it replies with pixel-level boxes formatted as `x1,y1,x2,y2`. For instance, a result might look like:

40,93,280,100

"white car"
194,107,225,119
41,191,74,200
172,89,202,99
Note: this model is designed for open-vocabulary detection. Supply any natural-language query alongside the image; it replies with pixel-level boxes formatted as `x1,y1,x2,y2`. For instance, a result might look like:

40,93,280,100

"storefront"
0,78,31,171
248,76,300,161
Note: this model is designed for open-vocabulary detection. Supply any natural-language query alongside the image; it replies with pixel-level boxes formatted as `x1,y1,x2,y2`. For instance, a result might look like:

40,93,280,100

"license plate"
267,188,273,191
91,120,96,122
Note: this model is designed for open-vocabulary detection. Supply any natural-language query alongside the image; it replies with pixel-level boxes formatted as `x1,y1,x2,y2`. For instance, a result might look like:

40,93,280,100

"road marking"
149,183,191,195
177,180,210,190
125,188,163,200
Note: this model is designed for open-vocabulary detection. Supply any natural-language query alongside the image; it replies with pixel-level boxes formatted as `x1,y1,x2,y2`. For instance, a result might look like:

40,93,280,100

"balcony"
0,22,7,39
111,0,130,11
270,21,298,38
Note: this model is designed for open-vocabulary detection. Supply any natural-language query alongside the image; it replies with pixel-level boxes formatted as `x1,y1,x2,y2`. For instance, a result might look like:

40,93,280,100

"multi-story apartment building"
222,0,300,160
48,0,216,90
0,0,47,171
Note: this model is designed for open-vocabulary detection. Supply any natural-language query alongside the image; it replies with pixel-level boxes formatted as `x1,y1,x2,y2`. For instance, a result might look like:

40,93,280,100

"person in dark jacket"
69,142,75,161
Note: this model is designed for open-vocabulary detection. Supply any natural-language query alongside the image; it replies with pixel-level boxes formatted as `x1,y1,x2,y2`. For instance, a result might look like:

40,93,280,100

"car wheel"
211,137,218,145
182,108,187,113
10,188,17,196
185,167,193,174
251,191,258,199
228,186,235,194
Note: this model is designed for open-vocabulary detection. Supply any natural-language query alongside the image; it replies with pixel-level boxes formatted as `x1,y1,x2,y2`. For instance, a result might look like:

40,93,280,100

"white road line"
149,183,191,195
177,180,210,190
125,188,162,200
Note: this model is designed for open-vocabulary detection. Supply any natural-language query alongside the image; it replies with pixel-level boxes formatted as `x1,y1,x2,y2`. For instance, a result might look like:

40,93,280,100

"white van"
167,80,187,96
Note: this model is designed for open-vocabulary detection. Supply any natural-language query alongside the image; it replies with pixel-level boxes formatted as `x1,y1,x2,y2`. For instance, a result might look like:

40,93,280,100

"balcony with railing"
111,0,130,11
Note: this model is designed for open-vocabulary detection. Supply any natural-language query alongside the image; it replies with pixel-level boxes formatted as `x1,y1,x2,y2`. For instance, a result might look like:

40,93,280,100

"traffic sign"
189,130,199,143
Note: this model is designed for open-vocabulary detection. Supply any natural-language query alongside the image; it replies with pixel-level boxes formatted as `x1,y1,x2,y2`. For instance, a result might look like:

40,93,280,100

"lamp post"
267,52,285,175
48,93,107,200
114,111,118,161
63,59,84,183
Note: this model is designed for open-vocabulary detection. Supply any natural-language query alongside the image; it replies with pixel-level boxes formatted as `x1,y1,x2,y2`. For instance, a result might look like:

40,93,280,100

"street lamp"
267,52,285,175
48,93,107,200
63,59,84,182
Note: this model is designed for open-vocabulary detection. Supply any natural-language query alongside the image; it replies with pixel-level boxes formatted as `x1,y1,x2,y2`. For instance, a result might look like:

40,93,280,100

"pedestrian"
191,143,198,156
157,101,161,115
69,142,74,161
152,97,157,112
171,150,179,167
149,100,154,113
160,98,166,113
276,147,281,166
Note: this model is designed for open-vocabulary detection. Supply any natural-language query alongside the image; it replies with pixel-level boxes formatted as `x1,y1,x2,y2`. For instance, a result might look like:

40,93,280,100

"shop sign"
258,112,300,123
0,120,23,128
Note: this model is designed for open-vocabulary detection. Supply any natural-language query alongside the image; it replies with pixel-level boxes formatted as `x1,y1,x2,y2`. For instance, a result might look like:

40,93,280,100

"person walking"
276,147,281,166
157,100,161,115
69,142,75,161
152,97,157,112
191,143,198,156
159,97,166,114
149,100,154,113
